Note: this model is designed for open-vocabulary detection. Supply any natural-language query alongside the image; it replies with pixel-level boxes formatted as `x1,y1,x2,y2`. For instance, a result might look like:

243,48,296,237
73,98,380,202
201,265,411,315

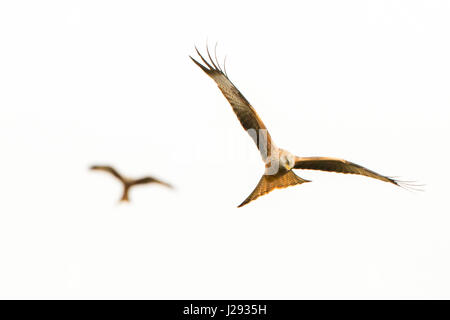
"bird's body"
266,148,296,174
191,47,416,207
90,165,173,202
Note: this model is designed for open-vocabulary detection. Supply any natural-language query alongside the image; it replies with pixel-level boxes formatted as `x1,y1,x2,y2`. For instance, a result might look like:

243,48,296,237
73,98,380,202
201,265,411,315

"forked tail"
238,170,310,207
120,185,130,202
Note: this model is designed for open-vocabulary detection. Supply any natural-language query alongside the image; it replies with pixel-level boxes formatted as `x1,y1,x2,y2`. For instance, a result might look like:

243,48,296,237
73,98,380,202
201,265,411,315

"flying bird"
191,46,418,207
90,165,173,202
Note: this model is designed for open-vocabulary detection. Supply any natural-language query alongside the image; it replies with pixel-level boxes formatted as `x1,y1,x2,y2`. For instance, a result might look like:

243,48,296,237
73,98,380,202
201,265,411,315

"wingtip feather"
190,55,212,74
392,178,425,192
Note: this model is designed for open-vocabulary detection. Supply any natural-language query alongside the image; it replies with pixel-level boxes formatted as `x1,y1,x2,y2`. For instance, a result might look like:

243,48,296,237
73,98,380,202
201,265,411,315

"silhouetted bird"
90,165,173,202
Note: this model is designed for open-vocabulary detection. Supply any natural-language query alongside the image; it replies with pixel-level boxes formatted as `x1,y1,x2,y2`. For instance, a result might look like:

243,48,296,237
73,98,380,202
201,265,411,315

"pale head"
279,149,296,171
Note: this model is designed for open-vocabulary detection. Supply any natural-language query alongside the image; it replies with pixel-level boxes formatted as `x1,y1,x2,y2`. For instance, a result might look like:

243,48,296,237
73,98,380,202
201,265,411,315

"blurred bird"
90,165,173,202
191,46,419,207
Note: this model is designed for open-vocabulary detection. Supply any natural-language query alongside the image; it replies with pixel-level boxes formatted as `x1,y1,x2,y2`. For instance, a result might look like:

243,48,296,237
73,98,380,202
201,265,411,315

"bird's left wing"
90,165,125,182
190,47,275,161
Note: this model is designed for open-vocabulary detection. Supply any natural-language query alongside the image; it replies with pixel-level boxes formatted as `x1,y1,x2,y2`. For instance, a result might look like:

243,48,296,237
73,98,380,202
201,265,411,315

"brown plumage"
90,165,173,202
190,47,273,161
238,170,310,208
191,46,418,207
293,157,398,184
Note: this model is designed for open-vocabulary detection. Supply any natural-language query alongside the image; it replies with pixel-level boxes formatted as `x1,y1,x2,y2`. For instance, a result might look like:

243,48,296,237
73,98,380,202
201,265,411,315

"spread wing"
191,47,274,161
130,176,173,189
294,157,419,189
90,165,125,183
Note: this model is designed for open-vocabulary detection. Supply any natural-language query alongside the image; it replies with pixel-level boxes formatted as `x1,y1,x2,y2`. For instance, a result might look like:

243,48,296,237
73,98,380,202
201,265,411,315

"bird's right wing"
191,47,275,161
131,176,173,189
293,157,418,189
90,165,125,182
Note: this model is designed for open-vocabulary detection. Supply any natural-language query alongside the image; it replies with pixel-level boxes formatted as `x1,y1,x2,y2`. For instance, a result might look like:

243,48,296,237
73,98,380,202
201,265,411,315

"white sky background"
0,0,449,299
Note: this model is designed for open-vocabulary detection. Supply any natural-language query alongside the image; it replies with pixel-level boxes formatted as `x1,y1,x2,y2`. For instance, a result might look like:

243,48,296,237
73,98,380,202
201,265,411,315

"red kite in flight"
191,47,418,207
90,165,173,202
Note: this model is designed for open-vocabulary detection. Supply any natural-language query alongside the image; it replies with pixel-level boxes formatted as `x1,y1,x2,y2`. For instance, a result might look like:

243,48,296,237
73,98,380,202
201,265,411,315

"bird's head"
280,150,295,171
